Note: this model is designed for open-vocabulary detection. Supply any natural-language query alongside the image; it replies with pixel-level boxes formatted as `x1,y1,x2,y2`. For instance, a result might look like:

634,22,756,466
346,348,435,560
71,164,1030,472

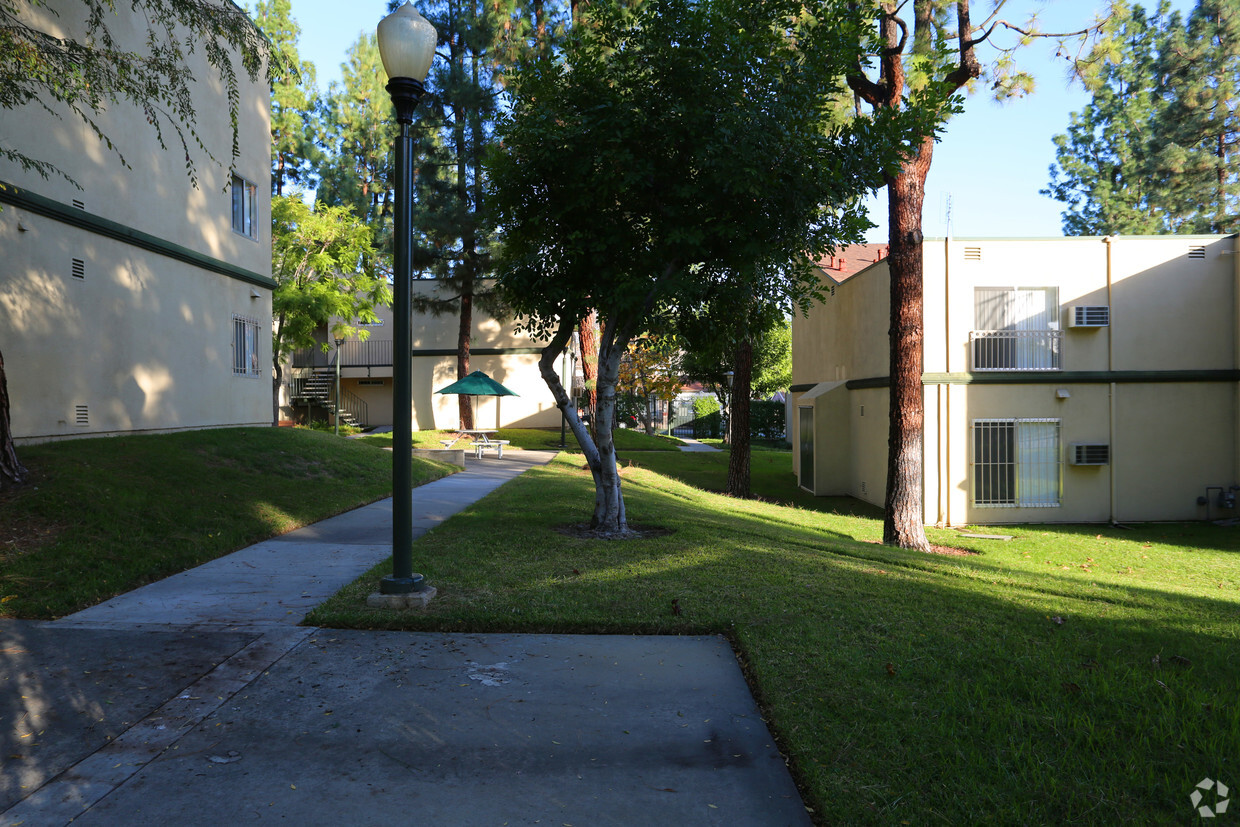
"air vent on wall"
1189,245,1207,259
357,379,385,386
74,405,89,427
1070,443,1110,466
1069,305,1109,327
964,246,982,261
71,258,85,280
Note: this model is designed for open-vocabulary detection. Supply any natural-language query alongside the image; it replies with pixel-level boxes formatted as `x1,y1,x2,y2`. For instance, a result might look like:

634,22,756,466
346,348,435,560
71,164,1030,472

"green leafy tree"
1045,0,1239,234
270,194,391,425
490,0,916,533
847,1,1110,551
253,0,323,195
677,291,787,496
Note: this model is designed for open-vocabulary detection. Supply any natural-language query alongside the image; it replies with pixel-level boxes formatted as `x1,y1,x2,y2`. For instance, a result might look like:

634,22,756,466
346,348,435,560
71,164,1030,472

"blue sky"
287,0,1191,241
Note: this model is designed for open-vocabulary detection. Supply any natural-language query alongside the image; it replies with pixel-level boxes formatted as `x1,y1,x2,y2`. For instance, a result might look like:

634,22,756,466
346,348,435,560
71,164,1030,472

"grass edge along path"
308,454,1240,824
0,427,457,619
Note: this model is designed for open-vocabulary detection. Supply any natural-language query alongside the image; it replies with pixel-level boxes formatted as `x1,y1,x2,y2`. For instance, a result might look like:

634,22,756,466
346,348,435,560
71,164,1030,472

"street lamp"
374,2,436,600
333,336,345,437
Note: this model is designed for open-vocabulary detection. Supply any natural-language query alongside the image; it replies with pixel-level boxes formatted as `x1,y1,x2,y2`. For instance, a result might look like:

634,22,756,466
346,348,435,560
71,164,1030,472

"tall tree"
1045,0,1239,234
270,194,391,425
253,0,323,196
678,289,786,496
316,33,399,272
490,0,917,533
847,1,1108,551
407,0,510,430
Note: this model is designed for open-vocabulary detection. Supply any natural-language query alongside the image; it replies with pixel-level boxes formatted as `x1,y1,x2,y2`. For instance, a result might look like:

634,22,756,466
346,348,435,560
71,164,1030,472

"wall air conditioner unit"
1069,443,1110,466
1069,306,1110,328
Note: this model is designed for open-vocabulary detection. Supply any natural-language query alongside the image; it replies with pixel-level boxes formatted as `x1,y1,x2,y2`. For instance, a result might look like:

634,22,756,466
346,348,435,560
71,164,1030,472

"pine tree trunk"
458,288,474,430
725,338,753,499
1,349,28,488
882,137,933,552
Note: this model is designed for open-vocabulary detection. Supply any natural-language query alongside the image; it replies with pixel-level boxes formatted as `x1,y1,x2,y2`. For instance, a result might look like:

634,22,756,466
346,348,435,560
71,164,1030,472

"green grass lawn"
0,427,456,618
355,426,684,452
309,451,1240,823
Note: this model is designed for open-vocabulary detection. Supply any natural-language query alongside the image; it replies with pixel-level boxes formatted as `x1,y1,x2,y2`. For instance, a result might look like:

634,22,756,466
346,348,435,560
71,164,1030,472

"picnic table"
455,429,510,458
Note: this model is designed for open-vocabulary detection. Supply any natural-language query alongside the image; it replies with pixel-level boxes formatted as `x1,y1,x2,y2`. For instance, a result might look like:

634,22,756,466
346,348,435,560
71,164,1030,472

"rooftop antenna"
942,193,953,239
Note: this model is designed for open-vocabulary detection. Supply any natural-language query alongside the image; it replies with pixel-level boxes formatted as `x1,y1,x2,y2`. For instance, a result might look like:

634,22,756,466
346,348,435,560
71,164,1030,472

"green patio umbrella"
435,370,520,429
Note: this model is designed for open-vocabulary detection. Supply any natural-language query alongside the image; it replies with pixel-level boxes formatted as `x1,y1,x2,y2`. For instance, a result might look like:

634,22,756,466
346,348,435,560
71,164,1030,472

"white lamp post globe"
376,2,437,82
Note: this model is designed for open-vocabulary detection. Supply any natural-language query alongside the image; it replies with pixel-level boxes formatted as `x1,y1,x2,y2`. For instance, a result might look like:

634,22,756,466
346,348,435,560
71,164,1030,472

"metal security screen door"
799,407,814,490
972,418,1061,507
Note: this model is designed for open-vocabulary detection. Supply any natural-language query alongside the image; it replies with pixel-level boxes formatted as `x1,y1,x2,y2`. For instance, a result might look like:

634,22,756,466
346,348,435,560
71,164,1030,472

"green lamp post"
376,2,436,596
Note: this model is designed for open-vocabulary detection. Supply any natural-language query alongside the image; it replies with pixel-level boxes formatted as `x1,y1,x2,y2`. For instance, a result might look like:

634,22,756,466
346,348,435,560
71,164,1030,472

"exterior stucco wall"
790,264,888,482
0,0,273,444
794,235,1240,525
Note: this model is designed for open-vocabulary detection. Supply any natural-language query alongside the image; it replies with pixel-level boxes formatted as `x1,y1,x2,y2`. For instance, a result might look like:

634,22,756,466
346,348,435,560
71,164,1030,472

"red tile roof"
814,243,890,283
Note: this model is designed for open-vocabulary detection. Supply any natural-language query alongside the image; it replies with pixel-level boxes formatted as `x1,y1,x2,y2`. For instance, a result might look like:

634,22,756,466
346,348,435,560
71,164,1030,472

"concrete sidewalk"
1,449,810,826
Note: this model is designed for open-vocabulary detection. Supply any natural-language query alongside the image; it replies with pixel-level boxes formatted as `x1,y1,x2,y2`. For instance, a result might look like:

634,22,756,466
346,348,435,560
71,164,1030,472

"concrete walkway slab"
678,437,722,452
58,633,807,826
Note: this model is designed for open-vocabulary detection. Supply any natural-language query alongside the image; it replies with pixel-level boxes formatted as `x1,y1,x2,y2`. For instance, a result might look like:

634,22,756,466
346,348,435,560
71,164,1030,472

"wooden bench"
472,433,510,458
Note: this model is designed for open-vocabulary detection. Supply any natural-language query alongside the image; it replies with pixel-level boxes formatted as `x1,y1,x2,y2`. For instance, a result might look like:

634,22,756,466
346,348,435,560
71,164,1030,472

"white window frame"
972,418,1061,508
231,174,258,239
233,315,262,377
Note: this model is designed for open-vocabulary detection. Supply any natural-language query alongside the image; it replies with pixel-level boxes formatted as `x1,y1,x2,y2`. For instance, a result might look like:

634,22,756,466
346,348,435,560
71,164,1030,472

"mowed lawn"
311,450,1240,823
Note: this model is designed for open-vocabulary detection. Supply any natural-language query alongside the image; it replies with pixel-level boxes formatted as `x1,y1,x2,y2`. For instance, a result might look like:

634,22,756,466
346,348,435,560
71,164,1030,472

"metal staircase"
290,368,368,429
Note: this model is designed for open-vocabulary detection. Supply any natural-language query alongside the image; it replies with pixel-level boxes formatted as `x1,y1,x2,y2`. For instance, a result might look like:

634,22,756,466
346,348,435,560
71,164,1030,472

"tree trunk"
537,319,628,534
726,338,753,498
578,311,599,435
1,349,28,488
882,135,933,552
272,363,283,427
457,287,474,430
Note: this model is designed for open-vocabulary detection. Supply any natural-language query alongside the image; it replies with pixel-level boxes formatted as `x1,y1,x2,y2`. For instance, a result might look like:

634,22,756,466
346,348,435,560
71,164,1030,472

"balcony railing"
292,339,394,369
970,329,1062,371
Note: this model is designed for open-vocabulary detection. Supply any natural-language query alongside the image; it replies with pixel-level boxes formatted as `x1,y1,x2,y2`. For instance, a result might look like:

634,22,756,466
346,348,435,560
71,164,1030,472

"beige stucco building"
285,280,564,431
0,0,274,444
791,235,1240,524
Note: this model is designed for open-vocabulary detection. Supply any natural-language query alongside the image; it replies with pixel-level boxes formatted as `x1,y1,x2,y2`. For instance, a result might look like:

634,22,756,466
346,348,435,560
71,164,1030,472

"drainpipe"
1233,234,1240,487
1104,236,1117,524
941,235,952,526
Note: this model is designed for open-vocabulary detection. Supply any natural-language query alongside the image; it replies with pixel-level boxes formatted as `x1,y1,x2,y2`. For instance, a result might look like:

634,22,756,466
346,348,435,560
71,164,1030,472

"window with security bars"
233,316,262,377
971,287,1062,370
972,418,1061,507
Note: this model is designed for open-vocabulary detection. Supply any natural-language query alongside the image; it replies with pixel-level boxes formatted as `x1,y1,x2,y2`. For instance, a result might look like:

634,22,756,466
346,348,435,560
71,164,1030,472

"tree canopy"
1044,0,1240,235
489,0,920,532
